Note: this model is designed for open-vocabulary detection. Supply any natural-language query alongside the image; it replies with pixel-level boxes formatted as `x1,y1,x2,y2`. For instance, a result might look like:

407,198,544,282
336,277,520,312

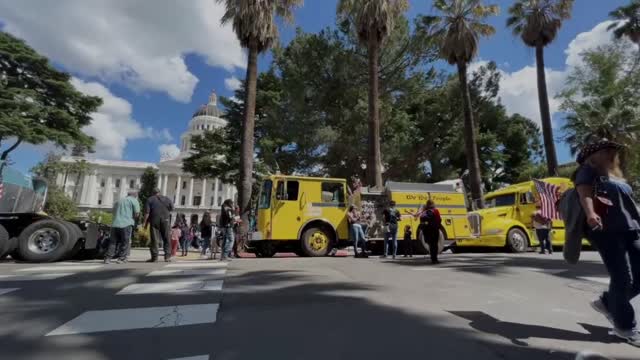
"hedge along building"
56,91,237,225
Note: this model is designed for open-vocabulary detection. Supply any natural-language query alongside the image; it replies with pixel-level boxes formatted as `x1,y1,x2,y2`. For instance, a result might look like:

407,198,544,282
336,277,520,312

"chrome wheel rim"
27,228,61,254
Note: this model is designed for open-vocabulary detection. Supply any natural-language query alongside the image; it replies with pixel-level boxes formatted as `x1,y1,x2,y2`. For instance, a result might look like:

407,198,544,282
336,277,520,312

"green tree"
139,167,158,212
88,210,113,225
43,186,78,220
216,0,303,236
558,41,640,177
0,32,102,160
426,0,499,209
336,0,409,189
608,0,640,46
507,0,574,176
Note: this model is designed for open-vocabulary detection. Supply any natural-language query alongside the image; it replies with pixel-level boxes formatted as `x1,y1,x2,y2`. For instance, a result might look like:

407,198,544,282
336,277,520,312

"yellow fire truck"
248,175,471,257
457,177,581,252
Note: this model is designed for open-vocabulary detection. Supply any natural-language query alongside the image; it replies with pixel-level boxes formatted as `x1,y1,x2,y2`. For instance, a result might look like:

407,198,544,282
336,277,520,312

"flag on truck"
533,179,560,220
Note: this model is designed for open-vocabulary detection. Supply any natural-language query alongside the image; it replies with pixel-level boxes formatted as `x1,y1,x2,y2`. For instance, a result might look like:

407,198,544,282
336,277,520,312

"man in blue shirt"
105,190,141,264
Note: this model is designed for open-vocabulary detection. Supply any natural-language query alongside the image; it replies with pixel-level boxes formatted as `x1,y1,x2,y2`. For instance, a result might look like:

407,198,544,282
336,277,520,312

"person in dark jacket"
219,199,236,261
143,189,174,262
200,211,213,257
574,139,640,347
382,201,401,259
403,225,413,257
418,200,442,264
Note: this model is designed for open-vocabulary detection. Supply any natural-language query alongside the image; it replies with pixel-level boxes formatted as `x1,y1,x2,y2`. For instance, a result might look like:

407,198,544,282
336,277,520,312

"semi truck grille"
467,213,481,237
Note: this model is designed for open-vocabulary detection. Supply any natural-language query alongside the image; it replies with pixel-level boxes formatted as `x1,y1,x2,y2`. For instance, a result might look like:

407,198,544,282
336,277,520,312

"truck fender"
297,219,338,243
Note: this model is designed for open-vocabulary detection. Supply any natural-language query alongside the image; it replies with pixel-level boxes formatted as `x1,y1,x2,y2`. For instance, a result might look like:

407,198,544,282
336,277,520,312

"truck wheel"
301,227,331,257
506,228,529,253
62,221,84,259
0,225,9,259
18,219,72,262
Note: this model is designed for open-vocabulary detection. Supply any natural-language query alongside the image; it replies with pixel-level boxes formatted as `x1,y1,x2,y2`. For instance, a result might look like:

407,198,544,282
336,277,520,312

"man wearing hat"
573,138,640,346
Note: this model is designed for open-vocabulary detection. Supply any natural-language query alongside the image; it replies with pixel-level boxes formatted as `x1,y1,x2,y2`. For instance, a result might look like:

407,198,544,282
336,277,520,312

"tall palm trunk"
456,61,485,209
239,40,259,239
367,35,383,190
535,44,559,176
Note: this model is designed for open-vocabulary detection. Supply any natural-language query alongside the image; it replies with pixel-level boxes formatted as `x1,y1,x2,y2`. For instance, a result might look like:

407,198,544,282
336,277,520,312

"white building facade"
57,92,236,223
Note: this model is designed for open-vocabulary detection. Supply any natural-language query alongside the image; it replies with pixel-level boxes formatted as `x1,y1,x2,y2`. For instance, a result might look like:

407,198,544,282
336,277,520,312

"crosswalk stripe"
46,303,219,336
0,273,74,281
117,280,224,295
168,356,209,360
16,265,103,272
0,288,19,295
579,276,609,285
165,262,227,268
147,269,227,277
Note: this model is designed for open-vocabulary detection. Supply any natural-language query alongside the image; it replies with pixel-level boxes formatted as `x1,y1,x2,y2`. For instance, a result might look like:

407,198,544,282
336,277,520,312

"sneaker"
103,258,111,264
590,297,614,327
611,328,640,347
164,257,173,263
146,258,157,263
392,255,396,260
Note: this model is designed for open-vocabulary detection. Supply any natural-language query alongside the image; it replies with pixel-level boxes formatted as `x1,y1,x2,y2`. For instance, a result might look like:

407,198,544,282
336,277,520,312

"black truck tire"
18,219,72,262
62,221,84,259
0,224,9,259
301,227,331,257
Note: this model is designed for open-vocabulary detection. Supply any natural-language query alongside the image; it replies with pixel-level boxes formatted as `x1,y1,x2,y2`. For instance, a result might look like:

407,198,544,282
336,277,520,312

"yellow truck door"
256,179,274,239
315,180,349,240
271,179,303,240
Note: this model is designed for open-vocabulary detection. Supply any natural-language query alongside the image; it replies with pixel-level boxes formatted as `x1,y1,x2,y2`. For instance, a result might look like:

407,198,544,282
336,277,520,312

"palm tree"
217,0,302,235
429,0,499,209
506,0,574,177
608,0,640,46
336,0,409,190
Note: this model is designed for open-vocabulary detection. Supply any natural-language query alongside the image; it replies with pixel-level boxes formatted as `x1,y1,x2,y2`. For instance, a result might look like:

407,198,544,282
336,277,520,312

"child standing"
170,224,181,257
403,225,413,257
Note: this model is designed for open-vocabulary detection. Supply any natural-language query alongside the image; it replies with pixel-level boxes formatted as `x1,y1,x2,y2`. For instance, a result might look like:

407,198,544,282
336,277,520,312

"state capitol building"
56,91,236,223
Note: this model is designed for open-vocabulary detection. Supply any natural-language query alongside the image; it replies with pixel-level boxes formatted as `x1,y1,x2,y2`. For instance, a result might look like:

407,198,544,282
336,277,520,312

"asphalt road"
0,249,638,360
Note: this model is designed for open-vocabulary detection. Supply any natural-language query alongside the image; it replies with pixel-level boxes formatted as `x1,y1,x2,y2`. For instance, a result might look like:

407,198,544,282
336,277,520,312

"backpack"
557,188,585,265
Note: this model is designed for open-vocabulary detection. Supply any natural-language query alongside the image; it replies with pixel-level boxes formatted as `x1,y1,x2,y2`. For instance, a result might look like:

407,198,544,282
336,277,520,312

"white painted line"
46,303,219,336
412,265,490,271
165,262,227,269
0,288,19,295
169,356,209,360
579,276,609,285
148,269,227,277
515,267,566,275
17,265,103,272
117,280,224,295
0,273,74,281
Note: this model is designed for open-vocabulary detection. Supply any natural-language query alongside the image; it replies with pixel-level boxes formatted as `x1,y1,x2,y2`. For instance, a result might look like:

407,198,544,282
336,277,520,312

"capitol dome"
179,91,227,153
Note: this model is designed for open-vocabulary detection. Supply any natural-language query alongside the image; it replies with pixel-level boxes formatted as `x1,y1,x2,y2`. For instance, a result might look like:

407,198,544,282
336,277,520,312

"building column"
79,174,90,204
157,174,162,193
201,179,207,208
86,173,97,205
119,176,127,200
105,176,113,207
188,178,194,207
174,175,182,206
162,174,168,196
213,178,219,208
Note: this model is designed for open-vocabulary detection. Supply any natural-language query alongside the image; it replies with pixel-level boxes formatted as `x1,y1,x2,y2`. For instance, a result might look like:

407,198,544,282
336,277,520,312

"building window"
129,179,135,189
115,179,121,188
100,179,105,188
212,182,216,191
193,196,202,206
182,181,186,189
218,182,223,191
217,197,222,206
181,195,186,206
210,196,214,206
98,193,103,205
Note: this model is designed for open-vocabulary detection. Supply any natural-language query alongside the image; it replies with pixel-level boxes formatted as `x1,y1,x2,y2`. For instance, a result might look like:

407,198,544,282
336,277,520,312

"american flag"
533,179,560,220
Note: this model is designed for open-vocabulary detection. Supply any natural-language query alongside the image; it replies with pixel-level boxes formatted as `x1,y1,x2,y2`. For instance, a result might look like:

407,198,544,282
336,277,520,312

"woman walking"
573,139,640,346
200,211,213,259
417,200,442,264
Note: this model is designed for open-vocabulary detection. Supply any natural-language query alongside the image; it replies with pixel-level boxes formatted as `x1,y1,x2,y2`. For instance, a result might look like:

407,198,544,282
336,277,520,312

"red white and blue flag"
533,179,560,220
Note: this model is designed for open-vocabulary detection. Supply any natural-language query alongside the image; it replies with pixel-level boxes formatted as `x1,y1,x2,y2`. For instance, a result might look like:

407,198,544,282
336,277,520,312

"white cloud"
474,21,630,126
72,78,169,159
158,144,181,161
0,0,245,103
224,76,243,91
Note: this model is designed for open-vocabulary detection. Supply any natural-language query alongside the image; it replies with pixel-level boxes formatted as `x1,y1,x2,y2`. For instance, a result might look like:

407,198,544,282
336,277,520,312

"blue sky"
0,0,631,174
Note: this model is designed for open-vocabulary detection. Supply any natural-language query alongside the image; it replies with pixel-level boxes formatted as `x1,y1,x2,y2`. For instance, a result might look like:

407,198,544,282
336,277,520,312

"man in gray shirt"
143,188,174,262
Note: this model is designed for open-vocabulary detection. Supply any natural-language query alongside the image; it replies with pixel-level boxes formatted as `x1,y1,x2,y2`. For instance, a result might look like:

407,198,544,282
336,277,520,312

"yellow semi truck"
457,177,579,252
249,175,471,257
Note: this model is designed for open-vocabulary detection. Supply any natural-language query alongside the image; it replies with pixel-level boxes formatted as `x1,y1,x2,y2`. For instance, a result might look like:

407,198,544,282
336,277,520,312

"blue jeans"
536,229,552,253
106,226,132,260
384,224,398,257
588,230,640,330
221,227,235,259
201,236,211,255
351,224,367,253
